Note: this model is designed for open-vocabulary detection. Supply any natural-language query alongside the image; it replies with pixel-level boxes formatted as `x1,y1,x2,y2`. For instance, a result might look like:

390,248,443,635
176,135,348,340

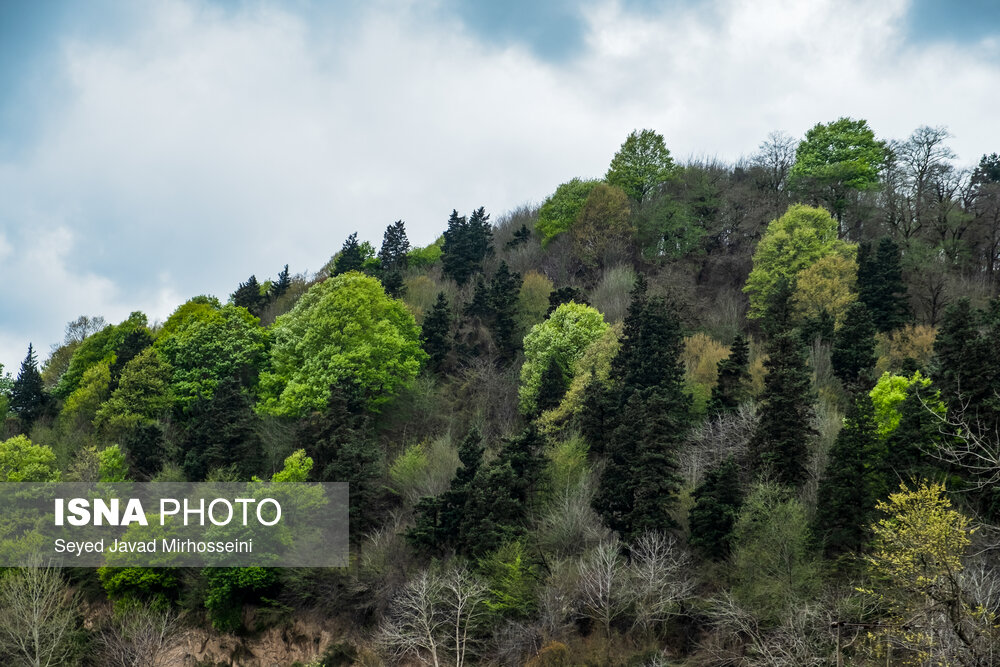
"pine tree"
812,393,884,556
831,301,877,389
688,456,743,560
578,372,613,455
488,261,523,359
232,275,266,315
380,271,406,299
441,208,493,285
270,264,291,300
857,237,910,333
933,298,993,419
762,275,796,338
708,333,750,415
535,356,568,415
332,232,364,276
629,387,687,535
378,220,410,272
421,293,452,372
10,344,47,429
180,376,264,481
505,223,531,249
547,286,588,315
749,331,816,487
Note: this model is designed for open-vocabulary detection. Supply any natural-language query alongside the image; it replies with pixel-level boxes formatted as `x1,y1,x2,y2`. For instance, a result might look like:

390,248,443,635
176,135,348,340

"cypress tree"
857,237,910,333
812,393,884,556
10,344,47,429
688,456,743,560
708,333,750,415
831,301,877,389
749,331,816,487
332,232,364,276
421,292,452,372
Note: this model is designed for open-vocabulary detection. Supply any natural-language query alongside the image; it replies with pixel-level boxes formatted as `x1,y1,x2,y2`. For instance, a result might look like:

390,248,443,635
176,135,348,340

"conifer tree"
108,327,154,391
749,331,816,487
378,220,410,272
380,271,406,299
488,261,523,359
933,298,994,420
831,301,877,389
505,223,531,249
812,394,884,556
578,372,613,455
546,286,588,315
270,264,291,299
10,344,47,429
857,237,910,333
708,333,750,415
441,208,493,285
232,275,266,315
180,376,263,481
535,356,568,415
421,292,452,372
629,387,687,534
332,232,364,276
689,456,743,559
761,275,796,338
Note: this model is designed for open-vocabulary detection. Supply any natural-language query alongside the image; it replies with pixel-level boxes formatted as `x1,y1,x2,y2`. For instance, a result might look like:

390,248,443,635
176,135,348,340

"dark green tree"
688,456,743,560
10,344,47,429
332,232,364,276
857,237,910,332
749,331,816,487
535,356,568,415
578,372,614,455
121,423,165,480
629,387,688,535
232,275,266,315
378,220,410,272
505,224,531,249
108,327,154,391
421,293,452,372
831,301,877,389
708,333,750,414
488,261,523,358
180,376,264,481
270,264,291,300
761,275,796,338
546,286,588,315
812,394,884,556
441,208,493,285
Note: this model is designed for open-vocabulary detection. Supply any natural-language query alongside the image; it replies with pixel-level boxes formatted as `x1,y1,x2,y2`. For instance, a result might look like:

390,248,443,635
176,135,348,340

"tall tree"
232,275,266,315
708,333,750,414
749,331,816,487
10,344,47,429
441,208,493,285
421,292,453,372
831,301,877,389
605,129,677,203
487,261,523,359
857,237,910,332
378,220,410,273
688,456,743,560
179,376,263,481
332,232,365,276
270,264,292,300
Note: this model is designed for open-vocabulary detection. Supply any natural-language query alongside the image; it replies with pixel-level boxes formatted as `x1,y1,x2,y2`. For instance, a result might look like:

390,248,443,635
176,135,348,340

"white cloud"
1,0,999,372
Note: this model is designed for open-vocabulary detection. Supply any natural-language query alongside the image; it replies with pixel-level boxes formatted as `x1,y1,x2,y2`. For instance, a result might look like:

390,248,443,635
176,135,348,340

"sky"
0,0,999,375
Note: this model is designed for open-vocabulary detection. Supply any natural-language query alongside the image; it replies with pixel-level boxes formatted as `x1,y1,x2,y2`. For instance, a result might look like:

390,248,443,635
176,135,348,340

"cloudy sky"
1,0,999,375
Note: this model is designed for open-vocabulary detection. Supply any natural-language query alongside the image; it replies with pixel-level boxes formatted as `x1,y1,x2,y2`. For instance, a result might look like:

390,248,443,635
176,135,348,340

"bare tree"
576,538,633,640
0,560,79,667
97,603,180,667
629,532,695,636
64,315,107,344
681,401,757,485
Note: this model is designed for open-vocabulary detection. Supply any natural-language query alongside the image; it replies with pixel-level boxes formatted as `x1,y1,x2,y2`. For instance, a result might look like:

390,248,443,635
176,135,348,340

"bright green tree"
54,312,150,398
744,204,855,318
605,129,677,203
0,435,60,481
869,371,935,439
519,302,608,415
535,178,599,244
258,272,426,415
94,347,172,440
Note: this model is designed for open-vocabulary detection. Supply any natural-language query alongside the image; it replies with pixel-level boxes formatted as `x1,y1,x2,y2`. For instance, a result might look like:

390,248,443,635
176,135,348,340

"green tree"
749,331,816,487
179,376,263,481
441,208,493,285
421,292,453,372
232,274,266,315
332,232,365,276
688,456,742,560
487,261,523,359
744,204,854,318
9,344,47,429
831,301,877,389
605,129,676,203
98,444,129,482
789,116,887,221
0,435,60,481
519,302,608,415
535,178,599,245
54,311,150,398
272,449,313,483
94,348,172,441
812,394,884,556
857,237,910,333
708,333,750,415
534,356,568,416
270,264,292,300
570,183,634,271
791,252,858,327
378,220,410,272
258,272,426,415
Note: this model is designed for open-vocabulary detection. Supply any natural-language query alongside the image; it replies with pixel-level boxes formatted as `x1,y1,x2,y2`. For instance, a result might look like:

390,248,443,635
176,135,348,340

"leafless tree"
97,603,180,667
629,532,695,636
576,538,633,640
0,560,79,667
681,401,757,486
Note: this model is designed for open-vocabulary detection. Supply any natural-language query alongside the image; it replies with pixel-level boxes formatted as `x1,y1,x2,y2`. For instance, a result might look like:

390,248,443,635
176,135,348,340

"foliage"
570,183,635,271
442,207,493,285
94,347,172,440
535,178,599,244
54,311,149,399
688,456,742,559
407,238,444,268
791,252,858,326
708,333,750,415
519,302,608,415
605,129,677,203
272,449,313,483
874,324,937,376
259,272,425,415
681,332,730,414
516,271,554,333
10,344,47,429
744,204,854,318
98,444,129,482
0,435,60,481
858,237,911,333
869,371,935,438
421,292,452,372
331,232,365,276
478,540,539,619
831,301,877,388
204,567,277,632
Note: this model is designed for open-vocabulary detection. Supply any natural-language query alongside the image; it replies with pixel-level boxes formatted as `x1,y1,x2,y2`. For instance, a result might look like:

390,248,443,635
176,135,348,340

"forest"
2,119,1000,665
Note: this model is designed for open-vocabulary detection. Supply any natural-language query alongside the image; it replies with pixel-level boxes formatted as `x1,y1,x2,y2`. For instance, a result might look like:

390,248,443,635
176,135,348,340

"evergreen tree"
761,275,796,338
108,327,154,391
578,372,613,455
121,423,164,480
505,223,531,249
812,394,884,556
488,261,523,359
10,344,46,429
380,270,406,299
441,208,493,285
332,232,364,276
749,331,816,487
629,387,687,535
546,286,588,315
535,356,568,415
831,301,877,389
857,237,910,333
459,461,524,556
270,264,291,300
708,333,750,415
421,293,452,372
688,456,743,560
180,376,264,481
798,308,835,347
232,275,266,315
933,298,994,421
378,220,410,272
